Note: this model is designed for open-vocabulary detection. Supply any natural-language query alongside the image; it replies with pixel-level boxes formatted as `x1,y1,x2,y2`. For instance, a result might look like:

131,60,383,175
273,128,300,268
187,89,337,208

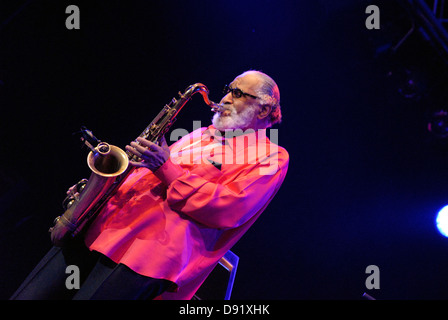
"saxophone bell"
50,138,129,246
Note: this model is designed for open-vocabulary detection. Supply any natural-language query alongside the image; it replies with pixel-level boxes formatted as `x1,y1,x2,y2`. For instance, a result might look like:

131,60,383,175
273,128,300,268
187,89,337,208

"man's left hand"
126,136,170,172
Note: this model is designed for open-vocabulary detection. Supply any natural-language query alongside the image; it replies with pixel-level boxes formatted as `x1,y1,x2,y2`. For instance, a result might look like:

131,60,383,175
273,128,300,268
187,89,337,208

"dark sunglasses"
223,84,259,99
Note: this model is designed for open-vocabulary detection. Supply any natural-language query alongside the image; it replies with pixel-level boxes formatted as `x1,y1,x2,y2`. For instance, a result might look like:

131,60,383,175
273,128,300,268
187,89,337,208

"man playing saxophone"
11,70,289,300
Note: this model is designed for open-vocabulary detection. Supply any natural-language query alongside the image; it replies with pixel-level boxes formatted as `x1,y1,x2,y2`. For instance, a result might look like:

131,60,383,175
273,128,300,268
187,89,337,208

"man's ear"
257,104,272,120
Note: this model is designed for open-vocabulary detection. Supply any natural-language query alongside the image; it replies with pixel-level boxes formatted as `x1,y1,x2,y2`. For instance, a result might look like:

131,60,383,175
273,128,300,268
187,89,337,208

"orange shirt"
84,125,289,299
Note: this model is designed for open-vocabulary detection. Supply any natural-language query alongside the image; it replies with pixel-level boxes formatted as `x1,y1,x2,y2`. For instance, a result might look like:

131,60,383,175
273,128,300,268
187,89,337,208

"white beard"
212,104,258,131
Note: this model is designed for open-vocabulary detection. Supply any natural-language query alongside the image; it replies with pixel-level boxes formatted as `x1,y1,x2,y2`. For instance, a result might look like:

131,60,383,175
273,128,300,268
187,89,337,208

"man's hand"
125,136,170,172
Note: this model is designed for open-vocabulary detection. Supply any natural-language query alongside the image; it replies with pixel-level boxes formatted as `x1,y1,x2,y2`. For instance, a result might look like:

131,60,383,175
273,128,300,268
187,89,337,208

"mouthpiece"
209,102,224,113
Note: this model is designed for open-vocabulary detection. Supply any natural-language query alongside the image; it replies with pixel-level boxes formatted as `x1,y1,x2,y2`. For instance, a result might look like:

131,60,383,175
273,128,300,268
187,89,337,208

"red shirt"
84,125,289,299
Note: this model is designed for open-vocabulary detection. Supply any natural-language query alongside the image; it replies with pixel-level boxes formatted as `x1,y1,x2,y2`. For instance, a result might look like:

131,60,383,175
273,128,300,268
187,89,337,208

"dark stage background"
2,0,448,300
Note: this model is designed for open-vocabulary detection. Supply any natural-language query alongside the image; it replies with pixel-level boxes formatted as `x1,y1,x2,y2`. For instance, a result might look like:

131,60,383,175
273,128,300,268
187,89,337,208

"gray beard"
212,104,258,131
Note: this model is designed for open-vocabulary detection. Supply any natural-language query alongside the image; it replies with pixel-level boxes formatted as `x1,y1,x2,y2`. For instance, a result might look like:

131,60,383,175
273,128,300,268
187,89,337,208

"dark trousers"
10,239,173,300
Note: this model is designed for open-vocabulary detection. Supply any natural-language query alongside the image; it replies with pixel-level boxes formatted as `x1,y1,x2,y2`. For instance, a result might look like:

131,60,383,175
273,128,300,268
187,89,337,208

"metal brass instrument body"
50,83,223,246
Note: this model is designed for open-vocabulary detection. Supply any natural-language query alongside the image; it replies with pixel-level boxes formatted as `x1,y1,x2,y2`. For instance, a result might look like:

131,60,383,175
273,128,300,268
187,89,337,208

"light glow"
436,205,448,237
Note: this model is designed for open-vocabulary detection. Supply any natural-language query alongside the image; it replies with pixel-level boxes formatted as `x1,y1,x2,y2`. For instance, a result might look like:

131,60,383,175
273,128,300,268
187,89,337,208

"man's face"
212,72,262,131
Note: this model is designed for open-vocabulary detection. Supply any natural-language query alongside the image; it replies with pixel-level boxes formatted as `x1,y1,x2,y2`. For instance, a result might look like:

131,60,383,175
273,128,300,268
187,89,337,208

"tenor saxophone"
49,83,223,246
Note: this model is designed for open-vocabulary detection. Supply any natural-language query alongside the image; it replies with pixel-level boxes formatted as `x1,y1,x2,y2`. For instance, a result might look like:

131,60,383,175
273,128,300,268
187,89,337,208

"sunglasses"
223,84,259,100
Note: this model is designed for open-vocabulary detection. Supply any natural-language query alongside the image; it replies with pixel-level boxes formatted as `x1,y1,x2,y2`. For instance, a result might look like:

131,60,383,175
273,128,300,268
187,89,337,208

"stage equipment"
427,110,448,137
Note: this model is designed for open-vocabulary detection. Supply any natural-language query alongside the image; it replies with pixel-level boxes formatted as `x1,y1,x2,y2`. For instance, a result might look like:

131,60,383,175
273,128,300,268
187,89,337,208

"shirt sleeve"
153,148,289,229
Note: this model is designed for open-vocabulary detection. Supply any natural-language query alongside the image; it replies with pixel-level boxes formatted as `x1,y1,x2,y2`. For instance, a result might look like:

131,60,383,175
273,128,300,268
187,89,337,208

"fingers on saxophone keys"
129,139,157,153
136,137,159,151
134,141,153,153
125,144,143,158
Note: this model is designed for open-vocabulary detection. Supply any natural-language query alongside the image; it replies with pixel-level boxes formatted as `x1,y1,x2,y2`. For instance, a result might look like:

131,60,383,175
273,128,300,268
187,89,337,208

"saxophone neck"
182,83,224,113
137,82,224,143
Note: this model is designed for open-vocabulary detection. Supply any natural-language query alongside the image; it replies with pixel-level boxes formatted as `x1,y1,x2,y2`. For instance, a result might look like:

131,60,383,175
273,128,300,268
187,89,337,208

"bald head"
239,71,282,126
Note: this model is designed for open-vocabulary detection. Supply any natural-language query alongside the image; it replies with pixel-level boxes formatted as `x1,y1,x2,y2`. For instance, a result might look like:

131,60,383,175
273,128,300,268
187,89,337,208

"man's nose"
220,92,233,105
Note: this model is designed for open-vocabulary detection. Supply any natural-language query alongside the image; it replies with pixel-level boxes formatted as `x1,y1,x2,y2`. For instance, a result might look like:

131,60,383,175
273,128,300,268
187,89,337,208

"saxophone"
49,83,223,246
